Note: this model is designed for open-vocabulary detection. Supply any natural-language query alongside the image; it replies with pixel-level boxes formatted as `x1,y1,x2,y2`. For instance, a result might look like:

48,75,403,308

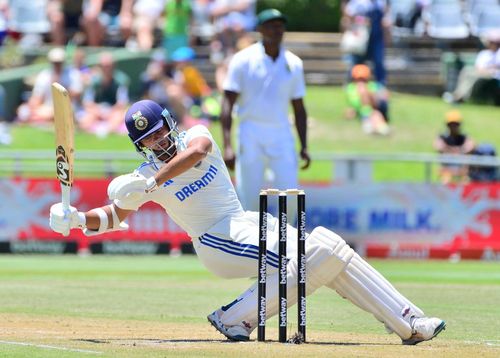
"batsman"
49,100,445,344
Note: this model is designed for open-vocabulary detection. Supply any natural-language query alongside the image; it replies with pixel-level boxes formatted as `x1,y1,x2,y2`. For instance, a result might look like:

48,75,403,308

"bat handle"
61,184,71,237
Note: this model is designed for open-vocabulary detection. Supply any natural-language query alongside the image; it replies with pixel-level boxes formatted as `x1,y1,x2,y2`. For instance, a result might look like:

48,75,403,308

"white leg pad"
306,227,355,287
328,253,424,339
219,227,355,329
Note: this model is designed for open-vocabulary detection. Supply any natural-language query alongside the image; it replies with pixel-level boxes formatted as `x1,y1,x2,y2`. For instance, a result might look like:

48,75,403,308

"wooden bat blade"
52,82,75,189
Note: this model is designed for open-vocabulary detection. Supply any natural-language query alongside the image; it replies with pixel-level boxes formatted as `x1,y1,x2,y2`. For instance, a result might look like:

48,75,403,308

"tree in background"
257,0,339,32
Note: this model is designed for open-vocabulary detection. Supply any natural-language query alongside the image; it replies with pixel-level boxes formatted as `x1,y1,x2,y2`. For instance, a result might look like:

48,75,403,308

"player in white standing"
220,9,311,212
49,99,446,344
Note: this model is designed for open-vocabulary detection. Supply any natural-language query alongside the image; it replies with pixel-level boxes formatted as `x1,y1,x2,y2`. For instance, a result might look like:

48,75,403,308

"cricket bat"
52,82,75,236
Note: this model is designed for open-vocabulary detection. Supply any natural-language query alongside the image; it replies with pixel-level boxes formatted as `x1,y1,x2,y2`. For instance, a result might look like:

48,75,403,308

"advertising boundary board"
1,178,499,259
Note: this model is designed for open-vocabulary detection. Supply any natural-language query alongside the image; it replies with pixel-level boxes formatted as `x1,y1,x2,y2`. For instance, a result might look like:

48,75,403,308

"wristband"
93,207,109,232
77,212,87,229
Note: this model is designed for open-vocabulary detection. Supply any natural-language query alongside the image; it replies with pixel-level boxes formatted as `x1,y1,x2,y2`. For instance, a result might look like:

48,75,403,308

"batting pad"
328,253,425,339
218,227,355,329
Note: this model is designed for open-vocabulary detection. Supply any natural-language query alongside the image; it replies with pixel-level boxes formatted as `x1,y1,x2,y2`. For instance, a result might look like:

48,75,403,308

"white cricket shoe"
402,317,446,345
207,310,250,342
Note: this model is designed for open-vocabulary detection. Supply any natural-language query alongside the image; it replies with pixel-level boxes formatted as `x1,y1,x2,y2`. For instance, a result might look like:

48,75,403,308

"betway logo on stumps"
259,256,267,283
279,297,287,327
174,165,218,202
259,296,266,326
299,253,306,284
299,296,306,325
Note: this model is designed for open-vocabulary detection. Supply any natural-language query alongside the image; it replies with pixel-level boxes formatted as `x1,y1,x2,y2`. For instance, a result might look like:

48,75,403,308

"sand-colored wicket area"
0,314,498,358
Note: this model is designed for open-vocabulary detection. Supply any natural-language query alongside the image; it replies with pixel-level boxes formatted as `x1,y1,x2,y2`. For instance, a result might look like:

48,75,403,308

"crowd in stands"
0,0,498,183
0,0,257,141
340,0,498,183
387,0,500,105
443,30,500,105
389,0,500,40
340,0,500,135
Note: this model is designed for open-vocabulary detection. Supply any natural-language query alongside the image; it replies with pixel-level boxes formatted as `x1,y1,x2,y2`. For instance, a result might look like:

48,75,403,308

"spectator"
220,9,311,212
171,47,211,104
166,46,213,127
393,0,430,32
163,0,192,61
408,0,430,31
131,0,164,50
215,32,254,93
68,48,91,120
70,48,92,88
82,0,133,47
444,31,500,105
47,0,84,45
209,0,256,59
139,49,171,109
469,143,500,182
341,0,390,85
7,0,51,49
345,64,390,135
191,0,215,45
433,110,475,185
79,52,129,137
468,143,498,182
16,47,83,126
0,84,11,145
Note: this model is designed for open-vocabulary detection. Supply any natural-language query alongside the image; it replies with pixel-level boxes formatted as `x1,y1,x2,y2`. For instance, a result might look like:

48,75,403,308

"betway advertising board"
1,178,499,259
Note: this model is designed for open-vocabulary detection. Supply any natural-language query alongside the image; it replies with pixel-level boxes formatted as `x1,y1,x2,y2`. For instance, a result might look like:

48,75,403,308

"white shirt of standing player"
223,42,306,210
223,42,305,128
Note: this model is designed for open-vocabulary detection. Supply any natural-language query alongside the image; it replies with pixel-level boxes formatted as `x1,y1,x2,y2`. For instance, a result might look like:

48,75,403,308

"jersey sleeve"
223,54,244,93
183,125,215,153
290,57,306,100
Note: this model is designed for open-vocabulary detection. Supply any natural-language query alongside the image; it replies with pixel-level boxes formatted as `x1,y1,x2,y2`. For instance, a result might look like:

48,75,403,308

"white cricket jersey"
116,125,244,238
223,42,306,128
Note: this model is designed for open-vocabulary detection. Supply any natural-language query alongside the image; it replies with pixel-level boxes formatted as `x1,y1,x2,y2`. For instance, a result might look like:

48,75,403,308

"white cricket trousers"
235,121,298,212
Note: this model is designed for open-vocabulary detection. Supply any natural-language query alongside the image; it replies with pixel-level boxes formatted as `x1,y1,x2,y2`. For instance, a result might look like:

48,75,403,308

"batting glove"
49,202,86,236
108,173,158,210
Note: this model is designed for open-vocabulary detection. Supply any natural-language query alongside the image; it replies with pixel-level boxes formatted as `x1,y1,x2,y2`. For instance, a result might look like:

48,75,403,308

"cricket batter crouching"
49,100,445,344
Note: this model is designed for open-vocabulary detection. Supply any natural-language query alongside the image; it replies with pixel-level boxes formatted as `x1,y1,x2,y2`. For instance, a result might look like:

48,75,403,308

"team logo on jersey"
132,111,148,131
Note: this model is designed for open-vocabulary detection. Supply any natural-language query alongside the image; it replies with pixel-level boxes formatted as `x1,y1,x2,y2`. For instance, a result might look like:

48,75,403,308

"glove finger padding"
49,203,78,234
108,173,150,210
108,173,148,199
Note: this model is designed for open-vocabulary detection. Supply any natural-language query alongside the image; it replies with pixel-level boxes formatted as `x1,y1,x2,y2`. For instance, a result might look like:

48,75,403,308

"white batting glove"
108,173,158,209
49,203,86,236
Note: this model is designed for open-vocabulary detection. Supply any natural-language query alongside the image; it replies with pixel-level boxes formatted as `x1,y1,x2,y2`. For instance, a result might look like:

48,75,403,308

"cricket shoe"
402,317,446,345
207,310,250,342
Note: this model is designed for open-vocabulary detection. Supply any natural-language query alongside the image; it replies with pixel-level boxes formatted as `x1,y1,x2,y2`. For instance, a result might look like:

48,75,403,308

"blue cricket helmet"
125,100,179,162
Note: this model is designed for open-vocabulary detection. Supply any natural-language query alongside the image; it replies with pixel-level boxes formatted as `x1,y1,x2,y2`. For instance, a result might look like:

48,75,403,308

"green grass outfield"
0,255,499,357
3,86,500,181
